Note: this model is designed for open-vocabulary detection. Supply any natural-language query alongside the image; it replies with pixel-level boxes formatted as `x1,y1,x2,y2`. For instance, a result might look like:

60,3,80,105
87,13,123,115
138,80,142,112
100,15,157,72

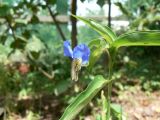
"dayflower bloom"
64,40,90,65
64,40,90,81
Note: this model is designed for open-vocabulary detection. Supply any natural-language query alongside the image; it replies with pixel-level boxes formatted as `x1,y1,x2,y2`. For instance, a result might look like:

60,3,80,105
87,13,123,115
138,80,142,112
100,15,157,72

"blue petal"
82,48,90,65
64,40,73,58
73,44,90,65
73,44,84,59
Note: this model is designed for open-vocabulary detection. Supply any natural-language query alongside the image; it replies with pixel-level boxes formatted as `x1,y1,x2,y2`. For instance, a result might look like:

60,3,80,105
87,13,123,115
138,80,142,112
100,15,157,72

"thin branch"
38,67,54,80
45,1,66,41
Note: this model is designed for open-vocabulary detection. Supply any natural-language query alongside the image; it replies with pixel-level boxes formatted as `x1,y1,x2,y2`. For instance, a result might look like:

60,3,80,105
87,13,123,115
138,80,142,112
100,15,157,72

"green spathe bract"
60,15,160,120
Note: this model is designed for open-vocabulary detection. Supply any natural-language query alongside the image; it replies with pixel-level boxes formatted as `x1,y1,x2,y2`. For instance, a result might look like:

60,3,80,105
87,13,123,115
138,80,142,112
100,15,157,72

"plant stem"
105,48,116,120
46,1,66,41
106,82,112,120
106,66,112,120
101,90,107,120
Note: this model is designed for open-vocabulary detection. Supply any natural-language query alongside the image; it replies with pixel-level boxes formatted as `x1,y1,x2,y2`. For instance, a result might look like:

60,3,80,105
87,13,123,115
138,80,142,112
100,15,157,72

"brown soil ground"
2,86,160,120
113,86,160,120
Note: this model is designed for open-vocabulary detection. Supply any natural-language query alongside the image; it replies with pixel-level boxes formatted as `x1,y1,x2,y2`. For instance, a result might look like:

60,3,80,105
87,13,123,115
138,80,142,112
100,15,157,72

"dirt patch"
113,86,160,120
2,86,160,120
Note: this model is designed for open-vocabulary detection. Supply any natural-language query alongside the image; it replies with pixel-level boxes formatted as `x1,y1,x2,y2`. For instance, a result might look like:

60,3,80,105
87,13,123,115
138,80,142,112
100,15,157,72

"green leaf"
0,44,11,63
0,3,11,17
26,35,45,53
9,49,27,63
88,39,107,70
30,15,39,24
0,35,7,44
60,75,110,120
111,104,122,115
72,15,117,44
25,35,45,59
10,36,27,49
80,0,85,2
112,31,160,49
15,19,28,25
4,0,19,5
31,5,39,13
114,2,132,17
111,104,123,120
29,51,40,60
47,0,57,5
97,0,105,7
22,30,31,39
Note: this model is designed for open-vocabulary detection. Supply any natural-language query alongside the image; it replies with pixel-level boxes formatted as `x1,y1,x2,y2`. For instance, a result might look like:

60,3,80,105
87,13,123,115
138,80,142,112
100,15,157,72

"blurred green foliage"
0,0,159,119
115,0,160,30
0,0,101,118
114,0,160,91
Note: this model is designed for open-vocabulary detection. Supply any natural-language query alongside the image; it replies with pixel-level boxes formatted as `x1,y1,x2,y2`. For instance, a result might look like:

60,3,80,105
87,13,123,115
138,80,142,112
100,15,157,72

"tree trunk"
108,0,111,27
71,0,77,48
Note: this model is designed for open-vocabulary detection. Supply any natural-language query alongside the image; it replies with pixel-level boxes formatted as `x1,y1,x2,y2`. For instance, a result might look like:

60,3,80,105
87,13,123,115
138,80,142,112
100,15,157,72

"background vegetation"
0,0,159,119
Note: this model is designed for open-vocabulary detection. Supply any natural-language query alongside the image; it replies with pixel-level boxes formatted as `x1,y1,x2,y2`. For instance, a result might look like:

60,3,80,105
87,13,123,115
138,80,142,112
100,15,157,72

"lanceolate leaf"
112,31,160,49
72,15,117,44
59,75,111,120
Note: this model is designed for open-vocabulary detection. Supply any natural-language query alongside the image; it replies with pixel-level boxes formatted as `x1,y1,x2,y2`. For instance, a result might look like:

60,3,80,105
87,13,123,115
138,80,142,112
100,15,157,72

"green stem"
101,90,107,120
106,81,112,120
105,47,117,120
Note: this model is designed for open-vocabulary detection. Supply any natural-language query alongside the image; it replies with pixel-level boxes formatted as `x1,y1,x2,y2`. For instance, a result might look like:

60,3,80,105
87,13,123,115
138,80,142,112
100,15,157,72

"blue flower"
64,40,90,65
